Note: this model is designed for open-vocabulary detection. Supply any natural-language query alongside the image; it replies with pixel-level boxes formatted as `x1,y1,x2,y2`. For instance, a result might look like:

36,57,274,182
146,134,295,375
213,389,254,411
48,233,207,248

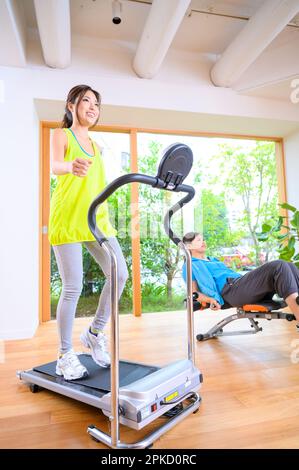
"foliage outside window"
50,134,279,318
257,202,299,267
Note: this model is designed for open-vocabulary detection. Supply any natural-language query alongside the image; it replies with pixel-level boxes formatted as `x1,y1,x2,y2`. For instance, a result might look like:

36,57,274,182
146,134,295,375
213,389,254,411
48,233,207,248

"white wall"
284,129,299,209
1,39,299,340
0,73,39,340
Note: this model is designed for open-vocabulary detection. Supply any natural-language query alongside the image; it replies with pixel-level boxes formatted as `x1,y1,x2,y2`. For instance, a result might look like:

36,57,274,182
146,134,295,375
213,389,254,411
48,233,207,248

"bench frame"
190,293,297,342
196,306,296,342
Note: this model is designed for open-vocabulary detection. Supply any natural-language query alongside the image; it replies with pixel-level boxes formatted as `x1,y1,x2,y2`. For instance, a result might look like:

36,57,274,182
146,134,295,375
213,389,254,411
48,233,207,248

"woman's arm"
192,281,221,310
51,128,72,175
51,129,92,177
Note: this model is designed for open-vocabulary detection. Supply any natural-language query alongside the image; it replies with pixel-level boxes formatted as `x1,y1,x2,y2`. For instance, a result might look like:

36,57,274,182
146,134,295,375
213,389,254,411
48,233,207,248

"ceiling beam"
133,0,191,78
0,0,27,67
234,37,299,93
211,0,299,88
33,0,71,68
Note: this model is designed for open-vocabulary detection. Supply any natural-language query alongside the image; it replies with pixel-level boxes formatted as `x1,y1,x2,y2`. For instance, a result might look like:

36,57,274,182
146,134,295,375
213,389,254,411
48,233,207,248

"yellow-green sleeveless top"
48,128,117,245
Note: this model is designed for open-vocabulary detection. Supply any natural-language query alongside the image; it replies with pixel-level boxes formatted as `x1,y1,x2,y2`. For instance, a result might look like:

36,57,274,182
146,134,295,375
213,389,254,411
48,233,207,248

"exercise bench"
191,292,297,342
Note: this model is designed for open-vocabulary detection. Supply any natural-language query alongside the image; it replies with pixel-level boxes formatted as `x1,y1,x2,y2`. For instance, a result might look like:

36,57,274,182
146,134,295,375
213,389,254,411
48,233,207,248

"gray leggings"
53,238,128,353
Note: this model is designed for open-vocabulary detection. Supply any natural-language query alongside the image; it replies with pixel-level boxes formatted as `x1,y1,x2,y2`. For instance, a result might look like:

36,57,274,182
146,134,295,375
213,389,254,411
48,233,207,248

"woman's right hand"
70,158,93,177
209,298,221,310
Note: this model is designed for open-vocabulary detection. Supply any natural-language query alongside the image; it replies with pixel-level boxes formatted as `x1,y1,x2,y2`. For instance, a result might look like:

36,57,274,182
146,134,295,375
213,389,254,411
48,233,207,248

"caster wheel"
29,384,41,393
286,314,295,321
193,407,200,414
196,334,204,342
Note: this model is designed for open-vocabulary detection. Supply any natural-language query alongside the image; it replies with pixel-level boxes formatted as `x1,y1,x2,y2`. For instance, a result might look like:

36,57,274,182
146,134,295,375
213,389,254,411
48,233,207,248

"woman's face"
71,90,100,127
189,234,206,252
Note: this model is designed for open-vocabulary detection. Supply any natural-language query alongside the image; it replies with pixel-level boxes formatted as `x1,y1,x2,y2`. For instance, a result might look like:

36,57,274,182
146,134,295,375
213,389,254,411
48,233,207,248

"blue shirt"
182,257,241,305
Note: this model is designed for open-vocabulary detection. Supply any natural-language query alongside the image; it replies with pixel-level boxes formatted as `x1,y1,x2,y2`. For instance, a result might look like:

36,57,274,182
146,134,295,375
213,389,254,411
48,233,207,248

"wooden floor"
1,309,299,449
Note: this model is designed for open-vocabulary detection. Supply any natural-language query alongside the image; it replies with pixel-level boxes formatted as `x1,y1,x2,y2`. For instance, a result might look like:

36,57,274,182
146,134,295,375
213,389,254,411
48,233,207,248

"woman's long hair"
61,84,101,128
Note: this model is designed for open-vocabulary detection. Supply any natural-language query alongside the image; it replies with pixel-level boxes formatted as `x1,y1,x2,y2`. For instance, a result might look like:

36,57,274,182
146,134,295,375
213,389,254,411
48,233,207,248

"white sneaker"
56,349,89,381
80,328,111,368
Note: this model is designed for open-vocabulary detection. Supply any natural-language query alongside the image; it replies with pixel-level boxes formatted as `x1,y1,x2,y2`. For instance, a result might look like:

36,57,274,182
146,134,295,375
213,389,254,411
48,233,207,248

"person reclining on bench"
182,232,299,330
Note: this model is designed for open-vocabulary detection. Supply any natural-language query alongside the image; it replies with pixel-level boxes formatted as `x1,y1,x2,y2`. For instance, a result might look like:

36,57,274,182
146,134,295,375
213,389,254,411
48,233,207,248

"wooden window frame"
39,121,287,323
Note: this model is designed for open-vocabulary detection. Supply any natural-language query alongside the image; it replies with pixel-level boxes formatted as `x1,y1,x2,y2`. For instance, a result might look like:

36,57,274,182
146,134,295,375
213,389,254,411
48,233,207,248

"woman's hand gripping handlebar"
192,292,221,311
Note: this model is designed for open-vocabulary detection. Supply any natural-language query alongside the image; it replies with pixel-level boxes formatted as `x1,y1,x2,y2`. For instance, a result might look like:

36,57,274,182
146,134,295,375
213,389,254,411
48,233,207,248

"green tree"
138,141,184,301
199,189,236,255
214,142,278,265
108,180,133,310
193,163,245,257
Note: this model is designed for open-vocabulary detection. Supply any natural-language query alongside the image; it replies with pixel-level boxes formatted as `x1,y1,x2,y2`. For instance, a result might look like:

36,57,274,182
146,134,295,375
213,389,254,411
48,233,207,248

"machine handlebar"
88,143,195,246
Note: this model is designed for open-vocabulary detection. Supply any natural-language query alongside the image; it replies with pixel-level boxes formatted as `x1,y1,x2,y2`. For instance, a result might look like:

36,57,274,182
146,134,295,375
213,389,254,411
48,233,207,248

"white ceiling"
5,0,299,101
19,0,299,53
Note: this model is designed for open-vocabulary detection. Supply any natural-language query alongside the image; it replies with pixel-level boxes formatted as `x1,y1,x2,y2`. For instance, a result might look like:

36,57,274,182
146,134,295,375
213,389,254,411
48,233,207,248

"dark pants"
221,260,299,307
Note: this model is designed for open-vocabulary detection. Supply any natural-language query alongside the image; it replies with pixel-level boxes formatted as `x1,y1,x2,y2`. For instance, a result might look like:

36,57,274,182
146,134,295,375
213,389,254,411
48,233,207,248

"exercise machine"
192,293,296,341
18,143,202,449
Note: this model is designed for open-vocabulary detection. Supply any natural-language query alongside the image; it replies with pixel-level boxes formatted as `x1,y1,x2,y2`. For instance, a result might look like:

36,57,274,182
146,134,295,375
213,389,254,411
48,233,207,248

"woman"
182,232,299,326
49,84,128,380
